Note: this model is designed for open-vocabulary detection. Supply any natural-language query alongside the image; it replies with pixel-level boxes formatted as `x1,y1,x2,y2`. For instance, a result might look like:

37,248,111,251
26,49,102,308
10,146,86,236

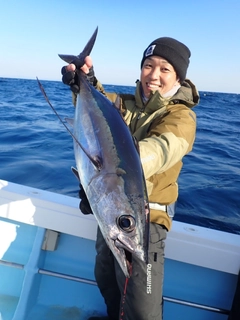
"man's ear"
175,78,180,85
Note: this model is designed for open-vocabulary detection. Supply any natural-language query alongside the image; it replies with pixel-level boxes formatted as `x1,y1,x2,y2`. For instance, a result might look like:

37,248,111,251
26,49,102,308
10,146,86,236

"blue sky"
0,0,240,93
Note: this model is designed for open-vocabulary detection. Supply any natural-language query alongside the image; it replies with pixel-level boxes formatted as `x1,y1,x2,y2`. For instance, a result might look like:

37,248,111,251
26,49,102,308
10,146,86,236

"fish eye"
118,215,136,232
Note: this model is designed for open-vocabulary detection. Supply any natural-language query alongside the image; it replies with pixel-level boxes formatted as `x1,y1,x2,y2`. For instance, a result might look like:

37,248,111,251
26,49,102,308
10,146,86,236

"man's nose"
150,68,160,79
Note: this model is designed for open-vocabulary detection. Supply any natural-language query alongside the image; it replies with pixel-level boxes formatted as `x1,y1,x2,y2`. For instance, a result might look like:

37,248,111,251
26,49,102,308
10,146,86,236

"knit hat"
140,37,191,82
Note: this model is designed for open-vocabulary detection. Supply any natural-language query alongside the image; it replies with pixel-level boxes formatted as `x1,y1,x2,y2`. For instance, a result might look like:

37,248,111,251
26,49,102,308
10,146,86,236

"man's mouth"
147,83,161,90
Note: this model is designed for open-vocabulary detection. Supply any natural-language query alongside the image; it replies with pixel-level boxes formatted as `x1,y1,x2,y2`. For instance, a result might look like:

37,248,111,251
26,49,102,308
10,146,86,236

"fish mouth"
105,215,148,278
114,239,133,277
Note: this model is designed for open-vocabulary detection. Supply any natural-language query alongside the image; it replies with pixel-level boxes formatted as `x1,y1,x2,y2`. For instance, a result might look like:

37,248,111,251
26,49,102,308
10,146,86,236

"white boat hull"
0,179,239,319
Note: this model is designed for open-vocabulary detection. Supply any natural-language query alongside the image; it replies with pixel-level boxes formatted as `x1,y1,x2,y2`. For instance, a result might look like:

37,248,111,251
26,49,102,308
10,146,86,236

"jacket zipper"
133,109,144,132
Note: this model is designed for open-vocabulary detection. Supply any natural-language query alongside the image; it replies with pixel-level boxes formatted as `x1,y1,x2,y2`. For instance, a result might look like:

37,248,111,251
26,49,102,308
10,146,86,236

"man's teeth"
148,84,160,88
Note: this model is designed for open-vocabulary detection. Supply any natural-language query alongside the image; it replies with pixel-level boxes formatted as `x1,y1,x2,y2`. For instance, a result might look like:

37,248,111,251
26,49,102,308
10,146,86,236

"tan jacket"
73,79,200,230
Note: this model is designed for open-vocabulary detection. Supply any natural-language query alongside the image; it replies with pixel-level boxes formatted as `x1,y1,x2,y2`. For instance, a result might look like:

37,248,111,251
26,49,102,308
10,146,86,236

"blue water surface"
0,78,239,234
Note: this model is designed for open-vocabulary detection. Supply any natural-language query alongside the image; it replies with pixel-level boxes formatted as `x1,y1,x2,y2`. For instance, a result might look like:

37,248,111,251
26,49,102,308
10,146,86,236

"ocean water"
0,77,239,234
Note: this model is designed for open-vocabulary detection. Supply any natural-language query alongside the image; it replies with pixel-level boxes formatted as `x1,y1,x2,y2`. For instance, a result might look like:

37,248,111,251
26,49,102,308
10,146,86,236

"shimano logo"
146,263,152,294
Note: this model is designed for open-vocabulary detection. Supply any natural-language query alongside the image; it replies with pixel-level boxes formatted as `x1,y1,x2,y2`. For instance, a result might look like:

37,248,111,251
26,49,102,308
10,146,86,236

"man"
62,36,200,320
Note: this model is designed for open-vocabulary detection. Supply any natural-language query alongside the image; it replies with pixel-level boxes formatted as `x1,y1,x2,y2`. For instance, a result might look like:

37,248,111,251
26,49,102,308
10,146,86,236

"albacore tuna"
37,28,149,278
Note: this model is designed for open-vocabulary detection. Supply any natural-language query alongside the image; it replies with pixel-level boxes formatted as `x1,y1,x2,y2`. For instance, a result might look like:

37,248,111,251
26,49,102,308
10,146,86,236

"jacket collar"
134,79,200,113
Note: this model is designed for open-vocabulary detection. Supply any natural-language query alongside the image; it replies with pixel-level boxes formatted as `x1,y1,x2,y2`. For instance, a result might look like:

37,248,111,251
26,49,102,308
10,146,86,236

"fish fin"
65,117,74,127
58,27,98,68
37,77,102,171
71,167,80,181
92,155,103,171
37,77,75,138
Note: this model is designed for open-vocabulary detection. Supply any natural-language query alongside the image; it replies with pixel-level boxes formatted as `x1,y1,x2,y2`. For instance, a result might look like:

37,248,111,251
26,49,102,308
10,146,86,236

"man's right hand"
61,64,79,93
61,56,95,93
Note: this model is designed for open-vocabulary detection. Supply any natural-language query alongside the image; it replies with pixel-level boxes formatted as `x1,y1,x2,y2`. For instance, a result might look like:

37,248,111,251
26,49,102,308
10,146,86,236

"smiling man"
62,36,200,320
141,54,180,97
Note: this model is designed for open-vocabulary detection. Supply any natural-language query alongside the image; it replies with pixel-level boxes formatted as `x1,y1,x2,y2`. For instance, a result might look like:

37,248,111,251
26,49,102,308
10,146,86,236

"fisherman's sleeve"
95,80,107,96
139,107,196,179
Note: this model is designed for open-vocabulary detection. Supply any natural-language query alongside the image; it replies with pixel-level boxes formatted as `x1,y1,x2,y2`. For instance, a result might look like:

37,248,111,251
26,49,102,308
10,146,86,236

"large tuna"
38,28,149,277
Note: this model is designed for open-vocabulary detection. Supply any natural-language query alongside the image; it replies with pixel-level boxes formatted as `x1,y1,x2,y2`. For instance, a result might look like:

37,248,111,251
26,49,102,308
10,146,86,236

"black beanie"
140,37,191,82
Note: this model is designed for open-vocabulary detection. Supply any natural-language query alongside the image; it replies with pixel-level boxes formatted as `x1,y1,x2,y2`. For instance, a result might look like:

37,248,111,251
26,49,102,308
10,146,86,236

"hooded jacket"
72,79,199,231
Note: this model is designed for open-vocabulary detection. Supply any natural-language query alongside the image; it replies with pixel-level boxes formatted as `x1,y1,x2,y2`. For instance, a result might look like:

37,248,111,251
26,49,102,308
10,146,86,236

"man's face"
140,56,179,98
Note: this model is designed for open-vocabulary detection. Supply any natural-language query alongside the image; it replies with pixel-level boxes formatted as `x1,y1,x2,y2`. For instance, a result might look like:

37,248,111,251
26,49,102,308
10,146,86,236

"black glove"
86,66,97,86
61,67,79,93
79,185,93,215
61,66,97,93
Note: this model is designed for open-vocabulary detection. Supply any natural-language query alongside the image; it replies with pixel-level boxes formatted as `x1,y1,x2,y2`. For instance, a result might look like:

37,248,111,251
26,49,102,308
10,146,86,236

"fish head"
87,174,149,278
102,203,149,278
